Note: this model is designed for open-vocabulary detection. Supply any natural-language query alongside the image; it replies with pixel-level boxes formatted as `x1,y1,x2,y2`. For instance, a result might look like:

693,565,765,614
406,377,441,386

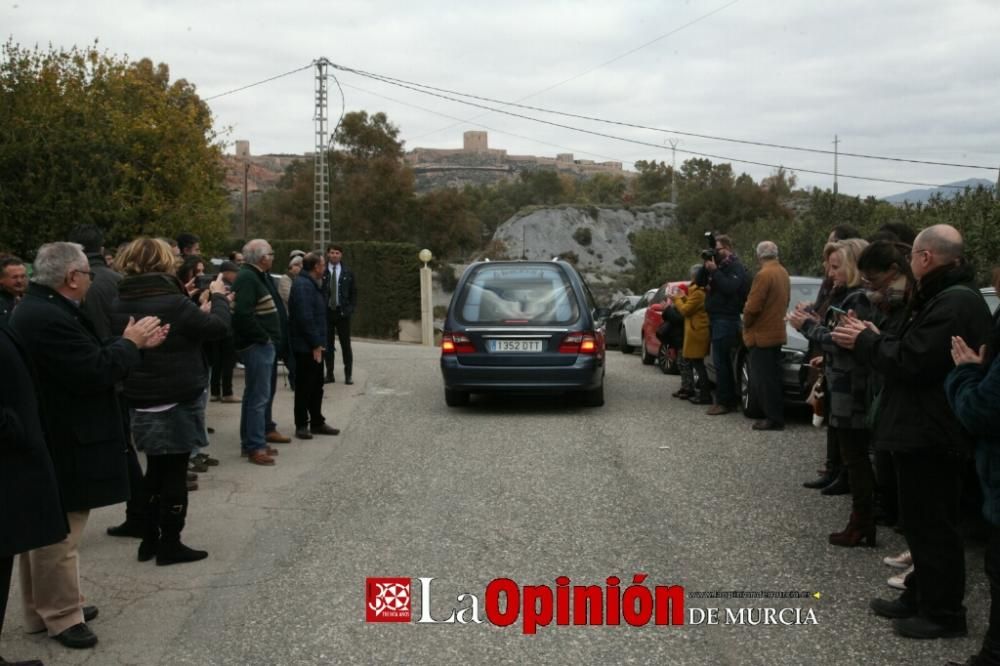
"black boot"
156,499,207,566
821,469,850,496
137,495,159,562
804,469,838,489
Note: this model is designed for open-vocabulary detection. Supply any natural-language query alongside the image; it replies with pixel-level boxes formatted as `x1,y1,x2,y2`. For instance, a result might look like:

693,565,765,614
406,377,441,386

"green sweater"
232,264,283,350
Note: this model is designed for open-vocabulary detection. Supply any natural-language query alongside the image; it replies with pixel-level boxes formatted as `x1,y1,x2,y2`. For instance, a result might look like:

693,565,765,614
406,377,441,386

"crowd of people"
0,229,358,661
666,222,1000,664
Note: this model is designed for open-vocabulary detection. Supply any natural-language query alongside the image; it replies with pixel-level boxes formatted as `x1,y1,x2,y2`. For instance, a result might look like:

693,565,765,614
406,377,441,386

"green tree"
0,41,229,257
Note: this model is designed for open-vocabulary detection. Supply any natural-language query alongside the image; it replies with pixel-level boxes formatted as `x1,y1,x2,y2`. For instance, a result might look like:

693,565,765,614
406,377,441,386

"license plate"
489,339,543,353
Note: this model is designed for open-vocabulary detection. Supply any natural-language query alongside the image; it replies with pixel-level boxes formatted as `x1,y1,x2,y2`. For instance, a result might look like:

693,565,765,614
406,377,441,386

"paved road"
3,341,990,665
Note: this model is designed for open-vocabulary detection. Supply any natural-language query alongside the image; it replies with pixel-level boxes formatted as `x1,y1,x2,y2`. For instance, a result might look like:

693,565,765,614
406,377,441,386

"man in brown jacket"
742,241,791,431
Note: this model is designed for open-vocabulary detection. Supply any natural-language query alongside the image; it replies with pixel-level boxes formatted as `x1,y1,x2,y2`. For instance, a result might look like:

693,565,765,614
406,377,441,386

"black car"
440,260,609,407
704,276,823,417
603,295,640,348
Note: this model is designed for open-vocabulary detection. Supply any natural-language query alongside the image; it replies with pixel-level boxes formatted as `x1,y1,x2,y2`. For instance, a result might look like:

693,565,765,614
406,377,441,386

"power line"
338,80,632,165
410,0,743,141
337,64,996,172
202,63,313,102
332,64,972,190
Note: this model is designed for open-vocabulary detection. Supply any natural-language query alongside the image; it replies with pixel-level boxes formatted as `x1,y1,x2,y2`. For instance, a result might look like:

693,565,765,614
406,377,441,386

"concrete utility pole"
832,135,840,196
242,161,249,239
313,58,331,252
668,139,679,206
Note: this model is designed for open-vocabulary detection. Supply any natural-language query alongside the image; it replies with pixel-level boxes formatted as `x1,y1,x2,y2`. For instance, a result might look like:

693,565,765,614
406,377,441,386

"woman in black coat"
0,327,67,661
112,238,231,566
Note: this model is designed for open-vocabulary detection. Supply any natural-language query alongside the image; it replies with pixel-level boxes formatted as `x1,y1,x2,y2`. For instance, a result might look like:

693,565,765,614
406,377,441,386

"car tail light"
559,332,598,354
441,332,475,354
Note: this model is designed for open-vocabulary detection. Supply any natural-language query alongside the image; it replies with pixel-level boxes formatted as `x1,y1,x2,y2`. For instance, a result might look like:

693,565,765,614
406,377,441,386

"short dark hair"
326,244,344,253
68,224,105,254
1,255,25,273
858,240,912,278
874,222,916,246
302,252,324,273
228,250,243,261
830,224,860,241
714,234,734,251
176,233,200,253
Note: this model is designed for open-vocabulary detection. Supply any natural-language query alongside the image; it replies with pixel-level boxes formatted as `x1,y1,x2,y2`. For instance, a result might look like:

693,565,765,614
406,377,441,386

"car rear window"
455,264,580,325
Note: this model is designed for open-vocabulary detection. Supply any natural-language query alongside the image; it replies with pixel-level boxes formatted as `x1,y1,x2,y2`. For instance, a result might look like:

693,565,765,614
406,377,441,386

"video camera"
701,231,717,262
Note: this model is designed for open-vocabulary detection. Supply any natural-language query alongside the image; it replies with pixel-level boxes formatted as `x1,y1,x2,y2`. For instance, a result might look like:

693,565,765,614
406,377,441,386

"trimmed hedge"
222,238,421,339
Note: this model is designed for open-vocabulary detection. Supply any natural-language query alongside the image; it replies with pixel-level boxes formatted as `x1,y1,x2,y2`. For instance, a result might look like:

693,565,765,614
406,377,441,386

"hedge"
222,238,421,339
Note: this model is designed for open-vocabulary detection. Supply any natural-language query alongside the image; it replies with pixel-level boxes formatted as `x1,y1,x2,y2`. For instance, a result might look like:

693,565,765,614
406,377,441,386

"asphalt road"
3,340,990,665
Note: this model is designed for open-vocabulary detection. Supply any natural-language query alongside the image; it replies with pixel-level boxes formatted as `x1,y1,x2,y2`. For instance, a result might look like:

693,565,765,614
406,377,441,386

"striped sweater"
232,264,284,350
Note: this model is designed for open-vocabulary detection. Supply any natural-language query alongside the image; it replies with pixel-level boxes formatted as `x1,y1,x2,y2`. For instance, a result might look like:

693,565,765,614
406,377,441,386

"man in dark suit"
9,242,166,650
1,326,67,666
0,255,28,330
322,244,357,385
288,252,340,439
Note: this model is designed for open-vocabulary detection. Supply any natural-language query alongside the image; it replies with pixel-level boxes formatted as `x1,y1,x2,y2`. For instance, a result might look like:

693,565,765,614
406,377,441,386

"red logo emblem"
366,577,412,622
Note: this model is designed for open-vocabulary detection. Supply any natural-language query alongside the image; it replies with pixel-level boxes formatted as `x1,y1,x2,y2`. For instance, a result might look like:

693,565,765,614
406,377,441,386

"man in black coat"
833,224,994,640
288,252,339,439
322,244,357,385
9,242,166,649
0,255,28,330
1,327,67,666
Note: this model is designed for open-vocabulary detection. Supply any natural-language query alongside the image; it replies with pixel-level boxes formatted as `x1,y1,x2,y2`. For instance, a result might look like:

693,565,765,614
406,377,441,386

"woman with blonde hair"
790,238,878,547
111,238,231,565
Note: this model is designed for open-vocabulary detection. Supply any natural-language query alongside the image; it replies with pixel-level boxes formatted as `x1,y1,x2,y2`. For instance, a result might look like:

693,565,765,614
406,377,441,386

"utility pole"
995,163,1000,201
313,58,331,252
668,139,679,206
242,161,249,239
832,134,840,196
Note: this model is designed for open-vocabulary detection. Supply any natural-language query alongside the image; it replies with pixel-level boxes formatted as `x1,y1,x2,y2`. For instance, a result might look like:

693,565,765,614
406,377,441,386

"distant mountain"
883,178,995,204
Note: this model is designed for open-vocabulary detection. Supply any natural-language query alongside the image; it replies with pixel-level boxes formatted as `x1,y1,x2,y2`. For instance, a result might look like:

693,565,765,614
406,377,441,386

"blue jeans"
710,317,742,407
266,356,278,434
239,342,275,453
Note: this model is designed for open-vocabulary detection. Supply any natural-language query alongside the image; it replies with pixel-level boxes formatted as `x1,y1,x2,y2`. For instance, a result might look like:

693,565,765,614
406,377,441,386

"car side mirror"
594,307,611,320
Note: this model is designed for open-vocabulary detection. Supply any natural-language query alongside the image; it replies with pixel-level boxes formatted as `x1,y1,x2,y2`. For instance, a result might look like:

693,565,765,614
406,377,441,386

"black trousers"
896,449,966,624
325,310,353,379
832,426,874,515
293,352,325,428
209,336,236,397
144,453,189,506
1,554,12,640
749,345,784,425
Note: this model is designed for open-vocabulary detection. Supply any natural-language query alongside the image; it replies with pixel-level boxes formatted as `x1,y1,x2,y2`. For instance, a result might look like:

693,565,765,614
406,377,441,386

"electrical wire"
337,64,997,172
410,0,744,141
332,64,974,190
202,63,313,102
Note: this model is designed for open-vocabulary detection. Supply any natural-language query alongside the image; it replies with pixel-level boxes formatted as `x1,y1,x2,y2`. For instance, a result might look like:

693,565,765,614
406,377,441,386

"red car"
639,280,688,373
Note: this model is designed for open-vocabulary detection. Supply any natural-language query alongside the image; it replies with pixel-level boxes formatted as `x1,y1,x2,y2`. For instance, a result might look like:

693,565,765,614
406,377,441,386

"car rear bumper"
441,355,604,392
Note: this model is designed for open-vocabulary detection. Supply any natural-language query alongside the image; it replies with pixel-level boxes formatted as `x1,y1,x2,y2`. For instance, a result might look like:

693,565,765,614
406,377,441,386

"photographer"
702,233,749,415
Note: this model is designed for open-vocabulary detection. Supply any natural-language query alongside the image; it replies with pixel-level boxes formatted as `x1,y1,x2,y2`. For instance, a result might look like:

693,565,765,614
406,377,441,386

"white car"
620,288,657,354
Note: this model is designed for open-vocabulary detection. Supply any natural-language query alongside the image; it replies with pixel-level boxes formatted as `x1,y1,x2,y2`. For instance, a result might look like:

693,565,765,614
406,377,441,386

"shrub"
573,227,593,246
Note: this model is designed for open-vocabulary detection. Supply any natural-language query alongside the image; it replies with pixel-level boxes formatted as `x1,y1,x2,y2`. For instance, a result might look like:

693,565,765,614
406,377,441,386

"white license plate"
489,339,543,352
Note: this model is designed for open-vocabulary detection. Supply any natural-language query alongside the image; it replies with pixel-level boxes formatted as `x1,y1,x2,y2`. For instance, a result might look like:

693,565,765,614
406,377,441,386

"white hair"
756,241,779,260
32,242,87,288
242,238,272,266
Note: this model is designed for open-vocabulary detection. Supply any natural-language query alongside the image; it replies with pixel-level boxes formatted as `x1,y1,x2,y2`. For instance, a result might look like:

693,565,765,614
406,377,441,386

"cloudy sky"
4,0,999,197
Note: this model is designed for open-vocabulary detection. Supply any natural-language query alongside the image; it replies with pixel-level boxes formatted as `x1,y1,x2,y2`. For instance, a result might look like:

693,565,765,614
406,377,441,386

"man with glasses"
9,242,166,649
833,224,993,640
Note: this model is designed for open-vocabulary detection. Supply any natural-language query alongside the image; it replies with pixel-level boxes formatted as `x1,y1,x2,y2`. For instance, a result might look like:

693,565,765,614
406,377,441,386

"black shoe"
870,597,917,619
821,471,850,496
688,395,713,405
325,375,335,384
893,615,967,639
0,655,45,665
295,427,313,440
106,520,144,538
803,471,837,489
51,623,98,649
207,426,215,434
310,423,340,436
345,377,354,385
752,419,784,431
138,539,157,562
83,605,98,623
156,541,208,566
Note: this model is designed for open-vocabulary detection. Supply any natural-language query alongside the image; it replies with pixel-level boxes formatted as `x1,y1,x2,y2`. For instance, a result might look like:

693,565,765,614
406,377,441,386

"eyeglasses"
908,248,930,262
72,269,96,279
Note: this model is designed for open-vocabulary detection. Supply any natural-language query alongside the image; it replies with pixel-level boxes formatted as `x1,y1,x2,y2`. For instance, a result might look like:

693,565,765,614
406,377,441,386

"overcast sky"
4,0,999,197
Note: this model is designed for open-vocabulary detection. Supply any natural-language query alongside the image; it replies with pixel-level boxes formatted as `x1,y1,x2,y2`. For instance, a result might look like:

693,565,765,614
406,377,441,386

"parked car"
603,295,640,348
704,275,823,417
637,281,688,370
983,286,998,315
620,288,657,354
439,260,609,407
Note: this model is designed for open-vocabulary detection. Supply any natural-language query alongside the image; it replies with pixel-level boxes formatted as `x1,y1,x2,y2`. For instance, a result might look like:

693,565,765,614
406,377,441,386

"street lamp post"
419,249,434,346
